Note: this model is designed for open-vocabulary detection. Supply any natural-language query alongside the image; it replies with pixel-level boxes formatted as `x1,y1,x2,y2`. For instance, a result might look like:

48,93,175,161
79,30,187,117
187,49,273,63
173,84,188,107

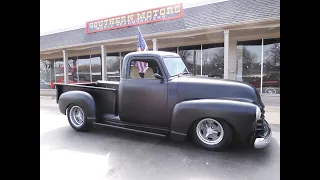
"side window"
128,59,162,79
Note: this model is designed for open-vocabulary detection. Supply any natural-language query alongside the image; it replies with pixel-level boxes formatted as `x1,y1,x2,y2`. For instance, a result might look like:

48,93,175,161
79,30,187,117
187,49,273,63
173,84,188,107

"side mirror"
154,73,164,83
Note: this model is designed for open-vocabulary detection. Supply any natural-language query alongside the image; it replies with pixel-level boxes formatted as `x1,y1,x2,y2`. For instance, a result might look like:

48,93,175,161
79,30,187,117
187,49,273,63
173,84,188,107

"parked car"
50,78,79,89
56,51,271,151
249,72,280,94
40,79,51,89
208,74,223,79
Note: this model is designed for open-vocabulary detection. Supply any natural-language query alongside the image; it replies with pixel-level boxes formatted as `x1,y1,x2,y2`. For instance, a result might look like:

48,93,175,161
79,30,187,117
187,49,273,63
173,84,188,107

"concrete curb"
261,94,280,97
40,96,56,100
40,89,56,97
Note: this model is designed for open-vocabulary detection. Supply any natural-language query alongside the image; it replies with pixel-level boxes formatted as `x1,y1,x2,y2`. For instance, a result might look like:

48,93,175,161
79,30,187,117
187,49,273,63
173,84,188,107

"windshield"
163,57,190,77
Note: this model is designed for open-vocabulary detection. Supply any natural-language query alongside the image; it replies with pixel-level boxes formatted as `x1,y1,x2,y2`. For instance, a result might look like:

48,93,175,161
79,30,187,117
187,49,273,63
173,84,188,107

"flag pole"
137,26,148,51
137,27,140,52
76,63,79,83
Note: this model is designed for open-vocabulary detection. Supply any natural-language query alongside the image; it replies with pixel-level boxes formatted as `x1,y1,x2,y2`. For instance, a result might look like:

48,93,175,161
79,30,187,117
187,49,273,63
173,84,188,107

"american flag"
137,27,148,52
135,61,148,73
136,27,148,72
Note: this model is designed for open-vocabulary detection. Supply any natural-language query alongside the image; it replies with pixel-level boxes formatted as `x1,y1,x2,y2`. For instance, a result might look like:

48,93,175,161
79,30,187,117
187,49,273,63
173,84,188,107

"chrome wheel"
196,118,224,145
265,88,276,94
69,106,85,127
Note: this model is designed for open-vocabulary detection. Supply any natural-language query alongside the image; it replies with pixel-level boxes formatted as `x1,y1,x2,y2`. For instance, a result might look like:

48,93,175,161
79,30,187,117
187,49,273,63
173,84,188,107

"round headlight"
256,106,261,120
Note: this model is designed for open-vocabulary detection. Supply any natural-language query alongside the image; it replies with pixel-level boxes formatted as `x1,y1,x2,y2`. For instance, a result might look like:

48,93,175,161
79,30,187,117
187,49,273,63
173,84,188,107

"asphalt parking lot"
40,98,280,180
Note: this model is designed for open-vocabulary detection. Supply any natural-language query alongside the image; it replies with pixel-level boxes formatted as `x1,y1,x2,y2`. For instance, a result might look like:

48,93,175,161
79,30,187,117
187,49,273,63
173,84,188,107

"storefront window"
106,52,121,81
68,57,77,84
77,55,91,83
202,43,224,78
40,59,54,89
236,39,280,94
90,54,102,81
53,58,63,88
120,51,131,78
178,45,201,75
263,38,280,94
237,40,262,91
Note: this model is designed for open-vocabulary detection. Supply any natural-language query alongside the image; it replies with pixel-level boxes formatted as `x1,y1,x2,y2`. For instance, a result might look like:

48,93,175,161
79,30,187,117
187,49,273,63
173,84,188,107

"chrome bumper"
254,119,272,149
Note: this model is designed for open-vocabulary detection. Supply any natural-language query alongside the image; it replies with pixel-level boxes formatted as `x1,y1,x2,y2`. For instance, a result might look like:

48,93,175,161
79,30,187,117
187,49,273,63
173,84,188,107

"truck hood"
175,76,265,109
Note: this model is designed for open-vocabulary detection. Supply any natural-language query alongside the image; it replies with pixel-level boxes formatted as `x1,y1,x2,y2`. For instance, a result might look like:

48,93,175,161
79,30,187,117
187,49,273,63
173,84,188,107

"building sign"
86,3,183,34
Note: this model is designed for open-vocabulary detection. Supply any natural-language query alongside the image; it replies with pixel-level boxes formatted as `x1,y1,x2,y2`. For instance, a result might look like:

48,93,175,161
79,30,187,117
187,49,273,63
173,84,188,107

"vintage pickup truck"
56,51,272,151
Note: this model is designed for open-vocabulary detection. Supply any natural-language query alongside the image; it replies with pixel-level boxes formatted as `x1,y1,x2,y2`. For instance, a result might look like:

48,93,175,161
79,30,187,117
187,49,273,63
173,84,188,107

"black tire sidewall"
192,118,233,151
67,104,92,132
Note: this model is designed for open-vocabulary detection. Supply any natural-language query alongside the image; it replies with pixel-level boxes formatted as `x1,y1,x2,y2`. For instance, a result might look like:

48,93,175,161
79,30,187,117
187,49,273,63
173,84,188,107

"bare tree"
107,57,121,72
77,65,90,72
238,46,259,75
179,50,191,62
264,43,280,66
211,48,224,65
202,51,210,75
40,60,52,81
205,48,224,75
178,50,194,73
241,46,258,64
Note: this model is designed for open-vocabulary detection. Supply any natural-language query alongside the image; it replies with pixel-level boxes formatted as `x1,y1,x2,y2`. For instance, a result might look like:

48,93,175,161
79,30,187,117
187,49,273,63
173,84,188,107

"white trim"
260,39,264,94
223,30,229,79
76,63,79,83
200,44,203,75
152,38,158,51
101,45,106,81
119,52,122,78
90,56,93,82
63,50,69,84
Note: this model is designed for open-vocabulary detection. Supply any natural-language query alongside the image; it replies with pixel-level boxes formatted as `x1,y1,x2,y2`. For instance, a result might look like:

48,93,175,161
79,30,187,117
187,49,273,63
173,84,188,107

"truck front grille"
255,114,265,138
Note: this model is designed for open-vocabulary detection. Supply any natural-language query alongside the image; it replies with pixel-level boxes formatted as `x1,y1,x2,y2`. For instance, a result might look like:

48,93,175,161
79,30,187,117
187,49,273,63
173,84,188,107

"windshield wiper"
177,72,192,77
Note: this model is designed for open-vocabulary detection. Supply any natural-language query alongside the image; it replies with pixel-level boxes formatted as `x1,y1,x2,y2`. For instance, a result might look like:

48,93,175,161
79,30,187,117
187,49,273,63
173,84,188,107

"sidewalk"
41,96,280,125
264,106,280,125
261,95,279,107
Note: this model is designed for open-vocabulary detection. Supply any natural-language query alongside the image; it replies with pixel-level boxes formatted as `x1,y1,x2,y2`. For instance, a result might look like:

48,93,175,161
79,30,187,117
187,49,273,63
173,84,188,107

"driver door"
121,57,169,127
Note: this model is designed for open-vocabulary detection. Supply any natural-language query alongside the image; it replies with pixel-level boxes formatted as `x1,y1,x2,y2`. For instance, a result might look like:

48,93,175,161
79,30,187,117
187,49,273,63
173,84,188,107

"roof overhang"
40,17,279,54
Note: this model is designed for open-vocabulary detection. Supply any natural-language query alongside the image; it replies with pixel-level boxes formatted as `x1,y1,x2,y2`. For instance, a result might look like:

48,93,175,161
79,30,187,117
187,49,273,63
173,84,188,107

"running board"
93,122,167,137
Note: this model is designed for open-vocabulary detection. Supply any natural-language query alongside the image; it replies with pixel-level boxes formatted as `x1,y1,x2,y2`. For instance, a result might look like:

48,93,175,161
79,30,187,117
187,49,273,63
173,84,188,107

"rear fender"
170,99,257,141
58,91,96,122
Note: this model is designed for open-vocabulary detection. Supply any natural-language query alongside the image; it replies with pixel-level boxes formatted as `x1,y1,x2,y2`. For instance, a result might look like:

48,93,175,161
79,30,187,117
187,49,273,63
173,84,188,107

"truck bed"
56,81,119,116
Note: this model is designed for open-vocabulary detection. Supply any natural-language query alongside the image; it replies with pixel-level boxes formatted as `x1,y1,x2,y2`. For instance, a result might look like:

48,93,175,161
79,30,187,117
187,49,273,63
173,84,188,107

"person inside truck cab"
130,60,160,79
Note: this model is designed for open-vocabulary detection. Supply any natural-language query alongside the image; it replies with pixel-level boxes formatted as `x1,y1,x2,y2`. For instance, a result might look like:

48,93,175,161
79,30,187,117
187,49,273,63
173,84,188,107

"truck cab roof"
125,51,180,59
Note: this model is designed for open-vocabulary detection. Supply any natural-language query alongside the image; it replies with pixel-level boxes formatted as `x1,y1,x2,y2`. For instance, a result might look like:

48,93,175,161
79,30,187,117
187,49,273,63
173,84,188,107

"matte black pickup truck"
56,51,272,151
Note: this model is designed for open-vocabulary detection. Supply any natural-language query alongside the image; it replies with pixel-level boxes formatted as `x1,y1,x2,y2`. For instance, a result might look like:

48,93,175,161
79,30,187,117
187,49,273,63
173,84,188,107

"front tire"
192,118,233,151
67,104,92,132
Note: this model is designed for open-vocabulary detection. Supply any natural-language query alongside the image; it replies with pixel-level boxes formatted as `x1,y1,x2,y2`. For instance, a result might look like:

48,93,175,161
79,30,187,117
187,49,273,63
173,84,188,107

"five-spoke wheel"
192,118,233,151
69,106,85,127
196,118,224,145
67,104,92,132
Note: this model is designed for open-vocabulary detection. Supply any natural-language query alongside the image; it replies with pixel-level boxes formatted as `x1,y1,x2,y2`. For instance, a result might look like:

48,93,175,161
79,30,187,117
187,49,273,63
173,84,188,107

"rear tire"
67,104,92,132
192,118,233,151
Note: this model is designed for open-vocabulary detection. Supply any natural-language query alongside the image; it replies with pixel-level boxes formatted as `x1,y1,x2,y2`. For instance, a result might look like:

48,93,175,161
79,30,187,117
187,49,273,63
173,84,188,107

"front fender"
58,91,96,121
170,99,257,141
